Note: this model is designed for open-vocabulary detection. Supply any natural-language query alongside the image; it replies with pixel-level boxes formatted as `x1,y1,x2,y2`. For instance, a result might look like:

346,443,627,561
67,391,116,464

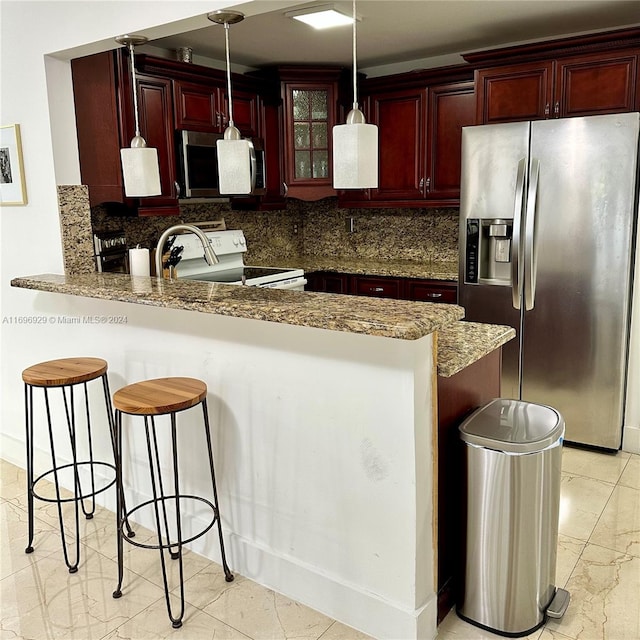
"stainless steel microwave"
176,130,266,198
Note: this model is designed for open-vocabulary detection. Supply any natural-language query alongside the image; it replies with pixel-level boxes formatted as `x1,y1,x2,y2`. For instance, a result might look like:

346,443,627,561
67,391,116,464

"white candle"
129,246,150,277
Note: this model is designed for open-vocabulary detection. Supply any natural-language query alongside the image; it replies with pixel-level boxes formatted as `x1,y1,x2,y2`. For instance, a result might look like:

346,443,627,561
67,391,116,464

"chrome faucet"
154,224,219,278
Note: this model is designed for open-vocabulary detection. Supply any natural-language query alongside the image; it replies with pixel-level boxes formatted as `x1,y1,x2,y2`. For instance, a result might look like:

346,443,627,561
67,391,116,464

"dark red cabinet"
135,74,180,215
306,271,458,304
476,50,638,123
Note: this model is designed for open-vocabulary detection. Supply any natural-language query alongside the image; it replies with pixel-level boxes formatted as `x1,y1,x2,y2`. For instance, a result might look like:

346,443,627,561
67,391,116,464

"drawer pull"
426,292,443,298
370,287,385,292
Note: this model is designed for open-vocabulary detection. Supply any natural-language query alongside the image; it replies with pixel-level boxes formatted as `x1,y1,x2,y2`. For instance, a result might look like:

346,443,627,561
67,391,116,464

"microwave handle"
247,140,257,192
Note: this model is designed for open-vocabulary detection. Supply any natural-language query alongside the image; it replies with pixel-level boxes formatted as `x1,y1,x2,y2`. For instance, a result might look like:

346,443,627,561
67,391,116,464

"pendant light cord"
128,43,141,137
352,0,358,110
224,22,235,127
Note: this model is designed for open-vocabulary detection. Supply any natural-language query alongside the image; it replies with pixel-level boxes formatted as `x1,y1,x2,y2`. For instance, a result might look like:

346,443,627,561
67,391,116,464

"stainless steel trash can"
457,398,570,637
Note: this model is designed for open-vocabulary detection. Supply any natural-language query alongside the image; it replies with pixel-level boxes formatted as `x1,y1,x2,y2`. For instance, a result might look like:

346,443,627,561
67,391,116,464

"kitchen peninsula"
11,272,513,640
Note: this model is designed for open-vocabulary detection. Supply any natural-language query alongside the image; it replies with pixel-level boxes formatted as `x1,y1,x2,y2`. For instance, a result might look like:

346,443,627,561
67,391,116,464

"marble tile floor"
0,447,638,640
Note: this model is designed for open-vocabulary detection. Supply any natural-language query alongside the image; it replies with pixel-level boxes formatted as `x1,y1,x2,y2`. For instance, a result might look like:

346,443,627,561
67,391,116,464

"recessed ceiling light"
286,6,354,30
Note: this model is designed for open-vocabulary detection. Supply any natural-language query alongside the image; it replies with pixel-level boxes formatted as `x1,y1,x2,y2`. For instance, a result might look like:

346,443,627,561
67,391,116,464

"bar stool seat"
112,376,233,629
113,377,207,415
23,357,120,573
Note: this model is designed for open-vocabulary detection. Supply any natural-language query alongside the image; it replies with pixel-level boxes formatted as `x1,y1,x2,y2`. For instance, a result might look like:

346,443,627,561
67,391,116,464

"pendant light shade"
208,11,252,195
115,35,161,197
332,0,378,189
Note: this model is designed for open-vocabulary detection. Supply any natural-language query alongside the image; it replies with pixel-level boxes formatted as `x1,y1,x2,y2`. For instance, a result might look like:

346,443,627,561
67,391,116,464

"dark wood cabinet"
306,271,350,294
72,51,267,214
476,62,554,123
338,74,475,208
72,50,179,215
173,80,221,131
475,49,638,123
557,51,638,118
306,271,458,304
405,279,457,304
135,74,180,216
427,82,476,200
282,77,338,200
369,88,427,203
351,274,402,299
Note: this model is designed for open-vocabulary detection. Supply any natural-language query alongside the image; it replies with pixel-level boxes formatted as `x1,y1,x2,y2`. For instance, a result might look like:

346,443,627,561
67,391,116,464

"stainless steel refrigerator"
459,112,639,450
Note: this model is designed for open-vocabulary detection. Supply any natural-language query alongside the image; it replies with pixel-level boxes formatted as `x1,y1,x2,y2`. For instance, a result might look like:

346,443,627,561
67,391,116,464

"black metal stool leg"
145,415,184,628
101,374,134,539
201,399,234,582
79,382,96,520
113,408,124,599
24,384,35,555
46,387,80,573
148,416,180,561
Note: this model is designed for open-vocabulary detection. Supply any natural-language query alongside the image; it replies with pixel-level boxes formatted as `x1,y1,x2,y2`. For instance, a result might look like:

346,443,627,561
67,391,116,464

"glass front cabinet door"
283,80,338,200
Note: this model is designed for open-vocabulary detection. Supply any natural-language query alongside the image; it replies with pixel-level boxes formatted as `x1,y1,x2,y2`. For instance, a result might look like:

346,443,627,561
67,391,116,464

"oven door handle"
261,278,307,290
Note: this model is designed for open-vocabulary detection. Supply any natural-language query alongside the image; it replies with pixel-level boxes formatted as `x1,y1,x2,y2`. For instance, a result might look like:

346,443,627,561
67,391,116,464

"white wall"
0,0,245,450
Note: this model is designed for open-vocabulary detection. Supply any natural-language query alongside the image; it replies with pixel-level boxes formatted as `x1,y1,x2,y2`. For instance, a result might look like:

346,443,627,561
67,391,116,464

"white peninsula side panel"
2,292,438,640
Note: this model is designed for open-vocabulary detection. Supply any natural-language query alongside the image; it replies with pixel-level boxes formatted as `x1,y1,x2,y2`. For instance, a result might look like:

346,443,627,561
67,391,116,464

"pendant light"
332,0,378,189
115,35,162,197
207,10,252,195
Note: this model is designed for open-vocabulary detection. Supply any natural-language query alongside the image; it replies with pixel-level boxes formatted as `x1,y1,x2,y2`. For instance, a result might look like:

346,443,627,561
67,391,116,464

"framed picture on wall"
1,124,28,206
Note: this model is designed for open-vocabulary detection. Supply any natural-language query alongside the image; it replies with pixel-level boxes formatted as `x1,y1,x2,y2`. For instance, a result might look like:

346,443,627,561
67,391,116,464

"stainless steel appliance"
176,130,266,198
459,112,640,450
459,399,569,635
176,229,306,290
94,230,128,273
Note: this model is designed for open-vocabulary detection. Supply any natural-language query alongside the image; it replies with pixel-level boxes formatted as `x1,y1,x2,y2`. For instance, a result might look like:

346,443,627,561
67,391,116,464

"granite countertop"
255,256,459,282
437,321,516,377
11,273,464,341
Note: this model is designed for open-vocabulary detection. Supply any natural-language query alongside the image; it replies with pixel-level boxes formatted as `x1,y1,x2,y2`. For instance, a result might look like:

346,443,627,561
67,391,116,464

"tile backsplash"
58,186,459,274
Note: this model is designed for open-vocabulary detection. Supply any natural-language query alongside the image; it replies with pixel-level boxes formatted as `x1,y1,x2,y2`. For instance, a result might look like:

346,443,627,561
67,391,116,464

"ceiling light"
287,5,354,30
207,10,252,195
332,0,378,189
115,35,162,198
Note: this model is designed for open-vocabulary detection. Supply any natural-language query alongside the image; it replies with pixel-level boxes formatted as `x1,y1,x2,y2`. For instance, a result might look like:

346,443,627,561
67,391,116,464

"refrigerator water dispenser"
464,218,513,285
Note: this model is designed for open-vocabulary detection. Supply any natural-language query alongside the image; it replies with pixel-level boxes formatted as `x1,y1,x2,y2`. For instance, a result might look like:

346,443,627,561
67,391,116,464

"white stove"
175,229,306,291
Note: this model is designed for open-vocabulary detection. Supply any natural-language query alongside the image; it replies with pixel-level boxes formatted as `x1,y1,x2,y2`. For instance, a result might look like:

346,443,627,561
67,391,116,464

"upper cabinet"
71,51,264,215
338,70,475,208
173,80,259,137
251,66,349,201
468,28,640,124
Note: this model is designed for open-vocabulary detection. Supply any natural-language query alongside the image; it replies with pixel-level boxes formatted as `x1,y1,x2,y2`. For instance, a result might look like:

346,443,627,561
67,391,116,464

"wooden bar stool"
22,357,127,573
111,376,233,628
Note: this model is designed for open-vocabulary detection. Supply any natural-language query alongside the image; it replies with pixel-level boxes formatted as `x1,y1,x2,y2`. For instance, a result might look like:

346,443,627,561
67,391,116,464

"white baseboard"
622,424,640,454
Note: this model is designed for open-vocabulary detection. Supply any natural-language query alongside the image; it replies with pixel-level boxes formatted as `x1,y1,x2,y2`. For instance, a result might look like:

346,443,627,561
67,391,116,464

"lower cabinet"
306,271,458,303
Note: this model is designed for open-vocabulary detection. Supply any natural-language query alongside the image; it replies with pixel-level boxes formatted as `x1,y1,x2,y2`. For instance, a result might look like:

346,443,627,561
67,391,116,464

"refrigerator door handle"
511,158,527,310
524,158,540,310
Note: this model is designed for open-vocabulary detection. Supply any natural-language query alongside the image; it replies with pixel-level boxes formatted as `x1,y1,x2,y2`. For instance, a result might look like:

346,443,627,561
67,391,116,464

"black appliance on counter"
94,230,128,273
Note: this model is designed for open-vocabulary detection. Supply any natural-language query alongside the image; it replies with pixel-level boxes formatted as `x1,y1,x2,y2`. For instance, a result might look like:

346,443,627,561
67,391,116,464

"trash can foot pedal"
546,588,570,619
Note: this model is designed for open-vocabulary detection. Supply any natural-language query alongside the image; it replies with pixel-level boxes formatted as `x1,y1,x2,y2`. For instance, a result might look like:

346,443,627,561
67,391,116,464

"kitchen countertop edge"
437,321,516,377
11,273,465,341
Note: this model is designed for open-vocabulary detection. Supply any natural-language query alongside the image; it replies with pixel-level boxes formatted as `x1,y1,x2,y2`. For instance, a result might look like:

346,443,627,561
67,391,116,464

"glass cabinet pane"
313,150,329,178
295,150,312,178
311,91,328,120
294,123,310,149
312,123,327,148
292,90,310,120
288,84,332,184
